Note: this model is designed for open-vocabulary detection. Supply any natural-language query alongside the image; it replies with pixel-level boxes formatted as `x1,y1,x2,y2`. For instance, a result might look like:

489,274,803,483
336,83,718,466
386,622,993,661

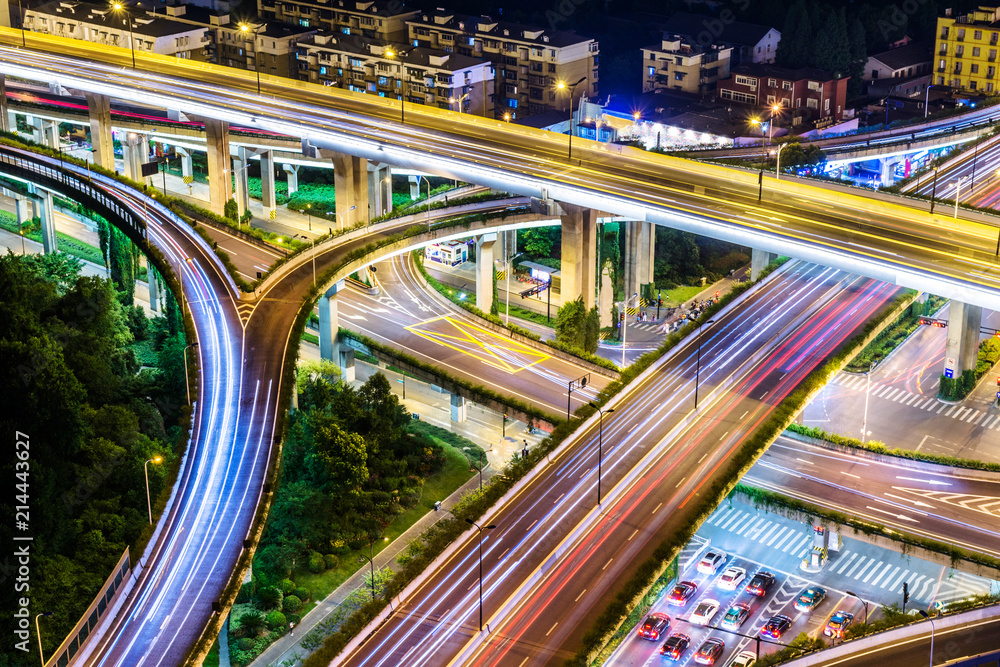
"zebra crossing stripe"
886,569,909,591
905,395,920,406
945,406,957,417
766,526,789,547
720,511,744,530
937,404,948,414
870,563,895,586
846,556,868,578
772,530,796,551
835,552,858,574
785,535,808,554
735,517,758,536
713,508,736,526
858,560,881,582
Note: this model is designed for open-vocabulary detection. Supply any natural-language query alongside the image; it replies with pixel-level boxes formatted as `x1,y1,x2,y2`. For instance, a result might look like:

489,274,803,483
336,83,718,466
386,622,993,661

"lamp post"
694,319,716,409
335,204,356,232
588,402,614,505
846,590,869,634
767,103,782,145
111,2,137,69
359,535,389,601
144,457,162,524
924,84,940,119
238,22,264,94
929,166,939,214
449,92,470,113
556,77,587,160
384,48,407,123
775,142,788,180
36,611,53,665
183,342,198,405
504,251,522,324
16,0,25,47
954,176,967,219
861,360,875,444
621,293,639,368
918,610,936,667
465,519,496,633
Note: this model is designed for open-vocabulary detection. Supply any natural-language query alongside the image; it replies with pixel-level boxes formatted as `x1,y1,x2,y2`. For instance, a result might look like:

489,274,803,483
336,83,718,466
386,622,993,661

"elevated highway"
2,31,1000,313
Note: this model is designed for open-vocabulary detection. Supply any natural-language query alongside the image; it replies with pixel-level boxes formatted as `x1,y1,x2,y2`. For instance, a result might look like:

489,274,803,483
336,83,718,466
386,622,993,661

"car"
659,633,691,661
721,603,751,630
824,611,854,638
638,613,671,640
728,651,757,667
694,637,726,665
745,571,776,597
690,599,721,626
760,614,792,639
697,549,728,574
717,566,747,591
794,586,827,612
667,581,698,607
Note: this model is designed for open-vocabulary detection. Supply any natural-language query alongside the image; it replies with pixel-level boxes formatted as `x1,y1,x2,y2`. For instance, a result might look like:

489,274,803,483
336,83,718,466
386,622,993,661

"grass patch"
408,419,488,468
302,331,319,346
497,301,554,329
656,284,704,307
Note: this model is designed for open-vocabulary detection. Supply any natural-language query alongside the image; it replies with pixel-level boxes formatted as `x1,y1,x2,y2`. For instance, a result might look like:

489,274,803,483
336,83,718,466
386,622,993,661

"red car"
667,580,698,607
694,637,726,665
637,613,670,641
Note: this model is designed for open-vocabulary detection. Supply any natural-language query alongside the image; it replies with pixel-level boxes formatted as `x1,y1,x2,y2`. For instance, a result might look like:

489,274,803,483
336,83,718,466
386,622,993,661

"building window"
719,88,755,103
378,76,388,85
342,27,350,34
647,65,655,77
989,82,995,92
824,97,830,111
766,94,775,104
975,30,983,40
734,75,756,87
974,46,981,56
806,98,818,109
674,72,685,80
320,66,327,75
958,28,966,40
972,64,980,73
971,80,978,89
508,99,518,108
782,80,792,90
300,18,310,27
767,78,776,86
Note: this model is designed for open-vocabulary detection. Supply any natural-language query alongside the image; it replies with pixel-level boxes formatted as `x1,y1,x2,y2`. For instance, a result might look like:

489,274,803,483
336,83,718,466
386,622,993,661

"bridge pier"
233,146,253,218
13,194,31,231
123,133,148,184
204,118,231,216
879,156,902,187
945,301,982,379
339,347,355,382
174,147,193,186
409,174,420,200
750,248,777,281
29,185,56,254
450,393,467,423
318,280,345,361
624,221,654,299
367,164,392,219
0,75,8,133
42,120,60,150
332,153,368,228
560,205,597,309
476,233,496,313
85,93,114,169
147,263,159,312
283,163,299,197
260,150,276,220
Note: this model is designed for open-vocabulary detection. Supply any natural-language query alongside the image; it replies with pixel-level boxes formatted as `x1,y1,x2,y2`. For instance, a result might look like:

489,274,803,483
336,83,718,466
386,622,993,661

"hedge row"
844,297,946,372
571,288,916,666
785,423,1000,472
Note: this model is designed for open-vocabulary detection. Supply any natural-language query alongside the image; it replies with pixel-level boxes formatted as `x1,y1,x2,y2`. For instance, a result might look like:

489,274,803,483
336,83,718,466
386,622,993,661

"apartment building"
24,0,211,59
717,64,849,123
658,13,780,65
642,34,732,96
865,41,932,97
259,0,419,41
934,6,1000,93
295,34,494,114
406,9,598,118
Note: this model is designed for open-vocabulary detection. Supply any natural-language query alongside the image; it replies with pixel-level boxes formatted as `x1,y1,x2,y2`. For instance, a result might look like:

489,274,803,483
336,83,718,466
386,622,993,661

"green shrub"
323,554,339,570
223,198,239,222
280,579,296,595
237,638,255,652
238,610,266,636
265,610,287,630
235,581,255,604
283,595,302,614
293,587,311,602
255,586,282,610
308,550,326,574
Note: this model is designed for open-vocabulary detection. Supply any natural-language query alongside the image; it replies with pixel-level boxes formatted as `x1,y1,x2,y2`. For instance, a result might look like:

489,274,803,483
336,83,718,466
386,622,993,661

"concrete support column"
203,119,231,216
86,93,114,169
318,280,345,361
476,233,497,313
332,153,368,228
283,163,300,197
7,110,16,136
123,133,148,183
367,164,392,219
450,393,467,423
408,174,420,200
560,206,597,309
623,221,640,300
599,264,614,327
643,222,655,284
41,120,60,150
233,146,252,218
339,347,356,383
945,301,983,378
13,195,31,228
879,157,899,187
176,147,193,183
0,75,9,134
259,149,276,219
750,248,778,281
147,264,159,312
37,190,56,254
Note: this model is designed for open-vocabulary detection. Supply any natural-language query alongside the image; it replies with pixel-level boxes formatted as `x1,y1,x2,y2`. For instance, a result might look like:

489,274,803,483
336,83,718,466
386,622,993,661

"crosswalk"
832,373,1000,430
707,507,815,560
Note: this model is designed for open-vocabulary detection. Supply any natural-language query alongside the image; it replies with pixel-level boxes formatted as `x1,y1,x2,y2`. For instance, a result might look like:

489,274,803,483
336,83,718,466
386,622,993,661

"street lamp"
556,76,587,160
335,204,356,232
448,92,470,113
238,22,265,95
503,112,511,122
694,319,716,409
775,142,789,180
144,457,162,524
846,590,869,634
504,251,522,324
111,2,137,69
384,48,408,123
621,292,639,368
768,103,782,145
924,84,941,119
588,402,614,505
465,518,496,633
35,611,53,665
296,234,318,286
359,535,389,601
918,610,936,667
183,342,198,405
953,176,967,219
861,361,875,444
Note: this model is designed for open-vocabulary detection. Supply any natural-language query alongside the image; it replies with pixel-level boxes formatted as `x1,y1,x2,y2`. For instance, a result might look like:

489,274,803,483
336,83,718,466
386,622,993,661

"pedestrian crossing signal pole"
902,581,909,612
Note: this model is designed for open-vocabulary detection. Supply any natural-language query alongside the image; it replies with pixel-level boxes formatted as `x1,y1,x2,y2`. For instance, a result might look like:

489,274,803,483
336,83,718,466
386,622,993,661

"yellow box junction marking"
405,315,551,373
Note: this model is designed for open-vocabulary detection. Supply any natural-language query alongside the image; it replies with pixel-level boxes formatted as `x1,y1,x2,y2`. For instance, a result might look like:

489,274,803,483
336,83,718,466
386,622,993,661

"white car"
717,566,747,591
729,651,757,667
696,549,728,575
689,599,720,626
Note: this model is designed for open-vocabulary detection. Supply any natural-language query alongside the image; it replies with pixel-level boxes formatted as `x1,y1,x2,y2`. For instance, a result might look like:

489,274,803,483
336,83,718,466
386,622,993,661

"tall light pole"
918,610,936,666
504,251,522,324
111,2,137,69
238,22,265,95
694,319,716,409
144,456,162,524
775,142,788,180
767,103,782,145
556,77,587,160
621,293,638,368
384,48,407,123
465,518,496,633
588,402,614,505
861,360,875,444
36,611,53,665
954,176,967,219
449,92,470,113
183,342,198,405
846,590,869,634
924,84,940,119
361,535,388,601
335,204,356,232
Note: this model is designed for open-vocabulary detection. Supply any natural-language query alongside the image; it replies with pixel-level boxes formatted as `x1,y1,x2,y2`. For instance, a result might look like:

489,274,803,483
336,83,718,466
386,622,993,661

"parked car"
745,571,775,597
697,550,728,575
667,581,698,607
794,586,827,612
824,611,854,638
717,566,747,591
721,603,751,630
637,613,670,641
659,633,691,661
690,599,721,626
729,651,757,667
760,614,792,639
694,637,726,665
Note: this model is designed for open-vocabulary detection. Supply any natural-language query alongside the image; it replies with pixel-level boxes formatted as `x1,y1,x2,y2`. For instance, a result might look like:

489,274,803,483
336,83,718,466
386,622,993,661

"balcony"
938,66,946,72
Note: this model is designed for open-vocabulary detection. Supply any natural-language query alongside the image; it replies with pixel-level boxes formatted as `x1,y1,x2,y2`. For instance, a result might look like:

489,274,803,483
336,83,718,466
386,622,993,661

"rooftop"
644,34,731,56
729,63,841,82
299,34,489,71
30,0,209,37
868,41,932,70
411,9,594,48
659,12,776,47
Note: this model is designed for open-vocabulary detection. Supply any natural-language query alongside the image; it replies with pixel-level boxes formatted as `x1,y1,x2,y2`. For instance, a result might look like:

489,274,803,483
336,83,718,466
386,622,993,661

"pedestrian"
289,621,294,636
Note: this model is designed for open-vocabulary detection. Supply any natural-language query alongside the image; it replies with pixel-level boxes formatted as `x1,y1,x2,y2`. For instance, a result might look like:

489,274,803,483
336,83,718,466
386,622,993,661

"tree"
775,0,812,67
555,296,600,354
224,197,239,222
311,413,369,495
847,18,869,98
21,251,83,293
518,226,560,258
